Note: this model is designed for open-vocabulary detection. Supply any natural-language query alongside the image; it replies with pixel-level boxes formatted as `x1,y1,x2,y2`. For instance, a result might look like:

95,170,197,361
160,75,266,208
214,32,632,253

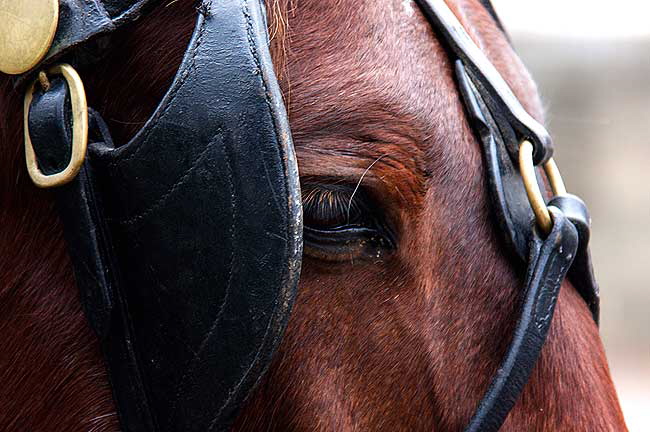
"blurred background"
492,0,649,429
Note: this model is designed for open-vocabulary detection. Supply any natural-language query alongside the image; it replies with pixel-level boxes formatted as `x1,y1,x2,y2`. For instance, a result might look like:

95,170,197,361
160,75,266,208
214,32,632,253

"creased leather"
43,0,156,67
414,0,553,165
464,208,579,432
456,62,600,323
455,60,532,261
27,1,302,431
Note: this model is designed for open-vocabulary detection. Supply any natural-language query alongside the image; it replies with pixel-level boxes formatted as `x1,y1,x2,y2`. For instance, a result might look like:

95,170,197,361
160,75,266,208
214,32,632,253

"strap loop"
24,63,88,188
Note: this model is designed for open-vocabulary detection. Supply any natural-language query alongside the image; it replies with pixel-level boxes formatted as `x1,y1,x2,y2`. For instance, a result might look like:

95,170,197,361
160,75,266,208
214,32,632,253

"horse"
0,0,627,430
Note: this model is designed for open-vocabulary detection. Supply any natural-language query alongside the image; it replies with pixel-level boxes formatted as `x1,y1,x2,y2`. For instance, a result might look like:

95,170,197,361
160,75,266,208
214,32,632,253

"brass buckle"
0,0,59,75
24,64,88,188
519,140,567,234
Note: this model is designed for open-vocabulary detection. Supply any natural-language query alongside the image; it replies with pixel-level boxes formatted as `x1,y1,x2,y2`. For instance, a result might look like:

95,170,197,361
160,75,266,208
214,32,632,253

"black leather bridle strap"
44,0,156,67
415,0,552,165
412,1,599,431
464,208,579,432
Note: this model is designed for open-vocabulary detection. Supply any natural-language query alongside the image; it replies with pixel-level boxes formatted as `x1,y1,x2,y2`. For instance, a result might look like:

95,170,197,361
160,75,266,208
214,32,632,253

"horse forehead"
285,0,542,117
286,0,461,142
284,0,543,178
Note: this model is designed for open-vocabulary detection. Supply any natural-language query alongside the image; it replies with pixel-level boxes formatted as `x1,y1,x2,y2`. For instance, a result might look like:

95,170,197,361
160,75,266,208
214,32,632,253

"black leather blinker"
29,1,304,431
26,1,303,431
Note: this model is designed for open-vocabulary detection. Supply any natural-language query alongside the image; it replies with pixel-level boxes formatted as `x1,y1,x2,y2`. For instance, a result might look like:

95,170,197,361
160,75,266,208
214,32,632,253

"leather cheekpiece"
464,208,579,432
455,61,600,324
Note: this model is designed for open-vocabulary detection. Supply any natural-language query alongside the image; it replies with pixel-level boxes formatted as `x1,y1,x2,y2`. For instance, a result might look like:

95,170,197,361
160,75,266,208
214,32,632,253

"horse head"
0,0,626,430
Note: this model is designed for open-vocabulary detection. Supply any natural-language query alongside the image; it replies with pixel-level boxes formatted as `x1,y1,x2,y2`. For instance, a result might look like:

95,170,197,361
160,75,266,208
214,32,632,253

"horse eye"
301,184,395,262
302,185,364,229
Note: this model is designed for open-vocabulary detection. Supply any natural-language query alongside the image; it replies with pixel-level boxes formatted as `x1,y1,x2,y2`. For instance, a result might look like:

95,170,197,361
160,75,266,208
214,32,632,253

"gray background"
502,18,649,432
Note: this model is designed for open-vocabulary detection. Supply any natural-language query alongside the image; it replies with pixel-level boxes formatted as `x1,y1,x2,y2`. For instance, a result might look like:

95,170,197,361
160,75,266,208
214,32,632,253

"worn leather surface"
464,208,579,432
413,1,601,430
27,1,302,431
28,78,73,175
415,0,552,165
43,0,156,67
456,61,600,323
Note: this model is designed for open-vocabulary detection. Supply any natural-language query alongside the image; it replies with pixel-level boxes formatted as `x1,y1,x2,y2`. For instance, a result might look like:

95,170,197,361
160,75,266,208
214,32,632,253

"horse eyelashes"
302,185,365,229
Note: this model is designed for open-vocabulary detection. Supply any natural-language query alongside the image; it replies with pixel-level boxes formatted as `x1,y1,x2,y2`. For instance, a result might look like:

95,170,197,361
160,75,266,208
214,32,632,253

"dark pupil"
302,186,363,229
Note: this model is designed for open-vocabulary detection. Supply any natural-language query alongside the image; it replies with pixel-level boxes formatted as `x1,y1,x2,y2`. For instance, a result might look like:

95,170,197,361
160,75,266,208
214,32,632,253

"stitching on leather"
118,135,215,226
106,11,208,168
206,2,291,428
163,130,237,428
81,163,158,429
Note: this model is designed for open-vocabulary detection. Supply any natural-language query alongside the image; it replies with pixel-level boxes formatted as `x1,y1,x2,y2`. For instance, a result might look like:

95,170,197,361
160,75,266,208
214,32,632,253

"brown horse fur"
0,0,626,430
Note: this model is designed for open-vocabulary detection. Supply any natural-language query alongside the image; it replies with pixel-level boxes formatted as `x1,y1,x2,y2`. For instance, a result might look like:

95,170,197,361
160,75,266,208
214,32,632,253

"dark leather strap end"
549,195,600,323
465,208,579,432
28,80,116,338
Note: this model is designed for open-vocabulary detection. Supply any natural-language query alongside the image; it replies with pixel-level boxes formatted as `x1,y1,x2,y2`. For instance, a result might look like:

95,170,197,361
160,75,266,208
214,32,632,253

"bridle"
0,1,599,431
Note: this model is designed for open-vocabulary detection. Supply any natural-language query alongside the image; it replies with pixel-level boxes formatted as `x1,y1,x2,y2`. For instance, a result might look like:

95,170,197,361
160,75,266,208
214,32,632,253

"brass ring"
24,64,88,188
519,140,567,234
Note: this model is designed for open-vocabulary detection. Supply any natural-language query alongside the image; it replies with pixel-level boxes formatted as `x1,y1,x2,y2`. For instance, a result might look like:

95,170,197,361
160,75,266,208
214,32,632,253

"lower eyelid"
303,226,393,262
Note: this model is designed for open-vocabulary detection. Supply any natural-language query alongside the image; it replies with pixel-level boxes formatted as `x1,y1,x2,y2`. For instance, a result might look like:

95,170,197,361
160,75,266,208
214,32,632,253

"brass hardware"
543,158,567,196
519,140,567,234
0,0,59,75
24,64,88,188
